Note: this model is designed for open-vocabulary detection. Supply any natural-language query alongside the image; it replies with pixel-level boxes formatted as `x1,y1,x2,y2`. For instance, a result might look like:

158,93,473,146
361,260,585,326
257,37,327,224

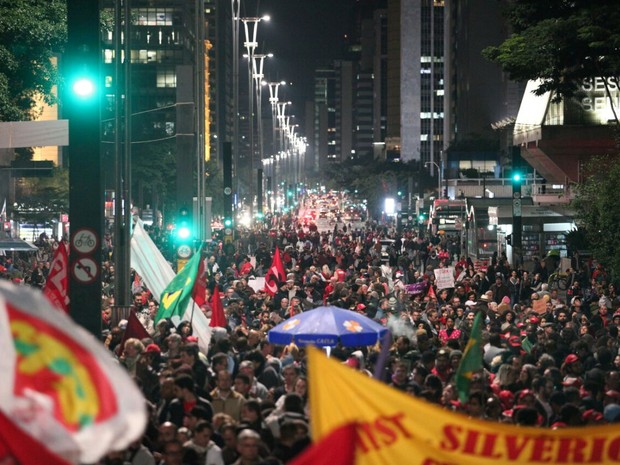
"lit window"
156,70,176,88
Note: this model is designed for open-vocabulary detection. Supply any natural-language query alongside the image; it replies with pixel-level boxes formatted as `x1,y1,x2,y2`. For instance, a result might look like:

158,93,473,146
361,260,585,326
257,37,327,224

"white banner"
434,267,455,290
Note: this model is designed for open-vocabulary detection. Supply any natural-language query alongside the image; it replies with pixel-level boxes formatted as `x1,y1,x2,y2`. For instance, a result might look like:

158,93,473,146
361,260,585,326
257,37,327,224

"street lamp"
251,53,272,216
276,101,291,193
241,15,269,218
425,161,442,199
264,80,285,208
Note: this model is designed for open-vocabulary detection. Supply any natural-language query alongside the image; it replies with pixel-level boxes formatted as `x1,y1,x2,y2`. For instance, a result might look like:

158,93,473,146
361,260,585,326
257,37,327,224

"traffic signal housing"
175,207,193,244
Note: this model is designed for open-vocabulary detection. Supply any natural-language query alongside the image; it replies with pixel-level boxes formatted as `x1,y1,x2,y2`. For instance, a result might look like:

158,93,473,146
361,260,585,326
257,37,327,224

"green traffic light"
177,225,191,239
72,78,96,98
512,173,522,182
224,218,232,227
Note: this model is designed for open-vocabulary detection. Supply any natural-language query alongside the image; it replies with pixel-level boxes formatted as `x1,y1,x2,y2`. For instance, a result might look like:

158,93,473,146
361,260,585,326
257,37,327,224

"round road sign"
71,228,98,255
72,257,99,284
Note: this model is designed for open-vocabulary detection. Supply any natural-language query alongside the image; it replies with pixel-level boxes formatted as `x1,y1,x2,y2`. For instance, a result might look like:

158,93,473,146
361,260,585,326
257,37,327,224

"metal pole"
114,0,131,307
242,18,265,219
231,0,240,210
252,55,271,216
195,0,206,240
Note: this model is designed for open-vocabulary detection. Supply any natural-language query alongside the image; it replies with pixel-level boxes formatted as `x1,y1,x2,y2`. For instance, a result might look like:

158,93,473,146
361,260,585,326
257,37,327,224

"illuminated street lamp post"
264,80,285,208
241,15,269,218
251,53,272,216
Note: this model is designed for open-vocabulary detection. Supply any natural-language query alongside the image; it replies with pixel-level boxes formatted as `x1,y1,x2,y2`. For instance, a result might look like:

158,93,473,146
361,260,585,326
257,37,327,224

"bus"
428,199,467,235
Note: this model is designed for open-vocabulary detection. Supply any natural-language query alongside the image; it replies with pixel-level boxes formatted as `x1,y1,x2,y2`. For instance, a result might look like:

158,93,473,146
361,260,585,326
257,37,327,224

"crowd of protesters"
3,203,620,465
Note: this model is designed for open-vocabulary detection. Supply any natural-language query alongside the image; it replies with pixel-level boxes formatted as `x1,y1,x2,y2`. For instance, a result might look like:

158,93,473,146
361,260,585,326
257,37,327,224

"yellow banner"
308,347,620,465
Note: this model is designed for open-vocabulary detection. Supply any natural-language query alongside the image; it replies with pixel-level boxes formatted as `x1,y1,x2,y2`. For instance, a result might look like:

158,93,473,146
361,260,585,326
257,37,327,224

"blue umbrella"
268,306,388,347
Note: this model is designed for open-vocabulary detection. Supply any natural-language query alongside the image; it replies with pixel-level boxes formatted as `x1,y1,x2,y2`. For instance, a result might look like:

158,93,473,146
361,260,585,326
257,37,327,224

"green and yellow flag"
156,245,203,324
455,310,483,403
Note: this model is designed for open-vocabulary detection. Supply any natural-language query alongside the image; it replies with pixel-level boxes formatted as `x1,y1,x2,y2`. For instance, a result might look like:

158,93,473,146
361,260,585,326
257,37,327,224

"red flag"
42,241,69,313
427,283,436,300
192,258,207,307
119,310,151,350
264,246,286,296
288,423,356,465
0,409,72,465
209,284,227,328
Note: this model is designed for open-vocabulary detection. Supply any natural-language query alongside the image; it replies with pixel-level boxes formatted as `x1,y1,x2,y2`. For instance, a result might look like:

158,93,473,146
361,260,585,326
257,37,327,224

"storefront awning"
0,238,39,252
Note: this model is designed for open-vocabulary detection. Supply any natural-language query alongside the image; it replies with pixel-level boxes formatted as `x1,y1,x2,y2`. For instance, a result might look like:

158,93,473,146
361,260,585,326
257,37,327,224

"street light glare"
262,14,271,21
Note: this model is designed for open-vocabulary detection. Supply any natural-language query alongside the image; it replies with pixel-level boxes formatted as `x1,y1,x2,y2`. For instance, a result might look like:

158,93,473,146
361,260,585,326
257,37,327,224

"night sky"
243,0,357,116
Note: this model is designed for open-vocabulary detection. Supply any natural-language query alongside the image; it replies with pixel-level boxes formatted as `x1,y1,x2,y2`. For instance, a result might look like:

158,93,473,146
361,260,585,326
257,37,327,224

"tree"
0,0,66,122
483,0,620,123
572,155,620,281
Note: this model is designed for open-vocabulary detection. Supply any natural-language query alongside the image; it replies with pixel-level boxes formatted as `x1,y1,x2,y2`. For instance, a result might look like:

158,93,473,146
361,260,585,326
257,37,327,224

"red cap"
186,336,199,343
564,354,579,365
145,343,161,354
508,335,521,347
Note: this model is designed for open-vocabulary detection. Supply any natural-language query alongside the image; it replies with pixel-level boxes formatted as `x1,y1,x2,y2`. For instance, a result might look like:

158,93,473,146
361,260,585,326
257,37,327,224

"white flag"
130,219,212,354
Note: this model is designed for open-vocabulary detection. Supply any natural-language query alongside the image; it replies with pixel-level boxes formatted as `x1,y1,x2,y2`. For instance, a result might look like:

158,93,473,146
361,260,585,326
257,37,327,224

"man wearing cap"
431,349,452,384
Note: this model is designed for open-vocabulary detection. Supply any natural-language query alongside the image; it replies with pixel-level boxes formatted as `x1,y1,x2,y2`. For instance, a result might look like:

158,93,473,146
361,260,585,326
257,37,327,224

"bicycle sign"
71,228,98,255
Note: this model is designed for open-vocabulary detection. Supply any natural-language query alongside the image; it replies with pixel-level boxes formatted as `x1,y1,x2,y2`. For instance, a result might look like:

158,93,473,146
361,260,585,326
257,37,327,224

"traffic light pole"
512,146,523,268
66,0,103,335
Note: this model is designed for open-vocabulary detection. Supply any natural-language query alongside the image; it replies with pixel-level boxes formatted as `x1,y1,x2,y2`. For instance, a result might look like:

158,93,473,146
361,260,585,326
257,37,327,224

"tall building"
312,68,337,171
100,0,231,211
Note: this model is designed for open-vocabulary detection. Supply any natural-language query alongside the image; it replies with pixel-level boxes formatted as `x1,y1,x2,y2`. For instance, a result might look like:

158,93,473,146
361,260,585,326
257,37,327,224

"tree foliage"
0,0,66,121
572,155,620,281
483,0,620,108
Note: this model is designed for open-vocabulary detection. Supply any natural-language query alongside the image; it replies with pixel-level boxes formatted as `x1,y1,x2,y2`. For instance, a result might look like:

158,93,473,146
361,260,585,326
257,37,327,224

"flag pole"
189,300,196,329
372,329,392,381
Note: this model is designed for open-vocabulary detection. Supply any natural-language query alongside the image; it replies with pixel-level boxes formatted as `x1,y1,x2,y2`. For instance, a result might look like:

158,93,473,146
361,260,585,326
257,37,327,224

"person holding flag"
455,310,484,404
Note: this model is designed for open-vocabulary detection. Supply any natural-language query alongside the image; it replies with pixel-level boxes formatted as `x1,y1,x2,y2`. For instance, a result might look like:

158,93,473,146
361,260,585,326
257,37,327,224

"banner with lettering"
434,267,455,290
405,282,428,295
308,347,620,465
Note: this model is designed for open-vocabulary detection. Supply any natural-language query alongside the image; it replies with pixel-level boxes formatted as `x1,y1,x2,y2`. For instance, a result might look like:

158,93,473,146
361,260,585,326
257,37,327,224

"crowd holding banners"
2,200,620,464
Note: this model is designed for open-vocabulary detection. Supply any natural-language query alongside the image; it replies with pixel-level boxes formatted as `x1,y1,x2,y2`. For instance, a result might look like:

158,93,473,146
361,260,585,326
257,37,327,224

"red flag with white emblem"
263,246,286,296
0,281,147,464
